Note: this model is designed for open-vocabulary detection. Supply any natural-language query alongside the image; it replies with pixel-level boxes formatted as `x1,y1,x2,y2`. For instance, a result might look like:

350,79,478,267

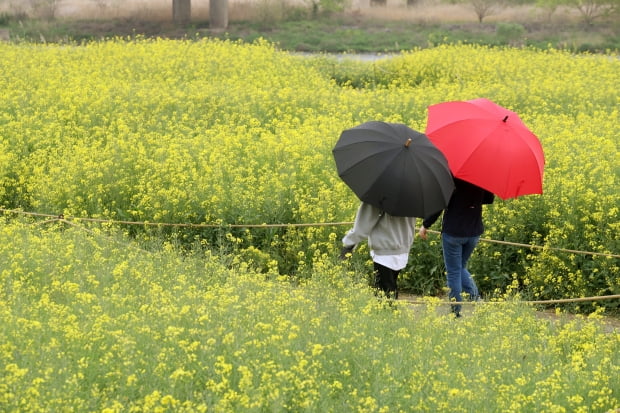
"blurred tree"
566,0,619,24
30,0,59,20
304,0,347,16
209,0,229,29
469,0,501,22
535,0,564,20
452,0,504,22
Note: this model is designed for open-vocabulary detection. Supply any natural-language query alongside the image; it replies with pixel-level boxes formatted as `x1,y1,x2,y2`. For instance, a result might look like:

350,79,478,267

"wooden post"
210,0,229,30
0,29,10,42
173,0,191,24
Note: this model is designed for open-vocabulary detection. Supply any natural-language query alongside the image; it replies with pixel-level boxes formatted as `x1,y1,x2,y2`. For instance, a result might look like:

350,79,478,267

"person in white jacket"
340,202,416,299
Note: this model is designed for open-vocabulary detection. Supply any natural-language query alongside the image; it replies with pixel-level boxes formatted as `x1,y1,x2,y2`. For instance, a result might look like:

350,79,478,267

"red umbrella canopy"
425,98,545,200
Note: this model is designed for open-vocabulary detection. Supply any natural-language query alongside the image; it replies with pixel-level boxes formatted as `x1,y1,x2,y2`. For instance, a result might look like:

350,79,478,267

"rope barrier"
475,235,619,258
58,218,152,254
1,207,618,306
1,207,618,258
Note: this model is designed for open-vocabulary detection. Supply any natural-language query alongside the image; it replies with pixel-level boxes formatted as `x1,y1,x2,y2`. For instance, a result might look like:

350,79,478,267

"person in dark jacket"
418,178,494,317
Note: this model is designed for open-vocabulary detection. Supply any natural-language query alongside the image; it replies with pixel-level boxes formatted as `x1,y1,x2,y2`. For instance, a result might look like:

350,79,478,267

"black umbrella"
333,121,454,217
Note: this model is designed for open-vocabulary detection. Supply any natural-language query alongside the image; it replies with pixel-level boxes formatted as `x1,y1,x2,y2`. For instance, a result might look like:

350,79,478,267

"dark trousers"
373,262,400,299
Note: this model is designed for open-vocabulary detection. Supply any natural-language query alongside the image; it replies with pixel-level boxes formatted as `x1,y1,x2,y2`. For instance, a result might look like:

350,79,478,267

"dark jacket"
423,178,494,237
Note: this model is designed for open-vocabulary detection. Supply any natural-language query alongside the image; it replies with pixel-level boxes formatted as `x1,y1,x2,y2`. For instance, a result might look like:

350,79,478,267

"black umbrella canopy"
333,121,454,217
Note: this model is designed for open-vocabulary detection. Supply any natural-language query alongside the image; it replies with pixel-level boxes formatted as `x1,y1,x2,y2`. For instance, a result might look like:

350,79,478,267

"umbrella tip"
405,138,412,148
502,115,509,122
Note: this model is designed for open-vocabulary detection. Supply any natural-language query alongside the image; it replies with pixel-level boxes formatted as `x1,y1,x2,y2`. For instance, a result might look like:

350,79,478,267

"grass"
1,2,619,52
215,13,619,53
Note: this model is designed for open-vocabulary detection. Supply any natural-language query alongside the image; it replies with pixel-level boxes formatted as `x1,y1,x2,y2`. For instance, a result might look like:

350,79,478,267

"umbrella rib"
426,99,544,199
358,149,402,197
410,155,451,215
460,125,543,198
334,121,455,216
335,146,402,173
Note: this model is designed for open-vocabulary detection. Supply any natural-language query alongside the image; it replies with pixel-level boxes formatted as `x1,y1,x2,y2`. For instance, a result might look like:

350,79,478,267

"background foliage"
0,39,618,312
0,37,619,412
0,0,619,52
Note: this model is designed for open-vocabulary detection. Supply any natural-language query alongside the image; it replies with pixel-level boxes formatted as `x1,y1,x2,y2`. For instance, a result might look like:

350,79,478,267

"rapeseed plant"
0,219,618,410
7,39,614,304
0,38,618,410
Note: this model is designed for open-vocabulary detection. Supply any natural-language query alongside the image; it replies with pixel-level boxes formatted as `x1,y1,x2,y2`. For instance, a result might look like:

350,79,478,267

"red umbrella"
425,98,545,200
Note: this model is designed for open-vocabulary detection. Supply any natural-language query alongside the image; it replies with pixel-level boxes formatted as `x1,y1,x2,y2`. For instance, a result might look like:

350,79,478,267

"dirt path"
399,293,620,334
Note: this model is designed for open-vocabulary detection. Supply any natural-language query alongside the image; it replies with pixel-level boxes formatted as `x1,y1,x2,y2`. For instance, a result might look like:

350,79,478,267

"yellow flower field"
0,39,618,410
0,220,618,411
1,39,616,306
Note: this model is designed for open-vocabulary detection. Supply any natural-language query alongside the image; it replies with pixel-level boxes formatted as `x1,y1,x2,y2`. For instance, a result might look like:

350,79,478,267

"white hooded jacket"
342,203,416,263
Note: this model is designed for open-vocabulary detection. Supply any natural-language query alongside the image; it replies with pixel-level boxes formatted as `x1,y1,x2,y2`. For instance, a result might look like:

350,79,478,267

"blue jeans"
442,233,480,314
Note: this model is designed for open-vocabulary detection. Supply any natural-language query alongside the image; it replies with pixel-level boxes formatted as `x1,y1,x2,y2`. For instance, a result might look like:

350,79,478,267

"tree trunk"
210,0,229,30
173,0,191,24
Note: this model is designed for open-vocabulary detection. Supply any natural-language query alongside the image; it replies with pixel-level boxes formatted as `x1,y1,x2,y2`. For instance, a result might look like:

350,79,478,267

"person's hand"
418,226,428,240
339,245,355,260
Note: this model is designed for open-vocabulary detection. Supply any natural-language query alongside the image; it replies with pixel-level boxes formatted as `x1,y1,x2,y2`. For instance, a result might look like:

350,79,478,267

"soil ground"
399,293,620,333
3,0,617,48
